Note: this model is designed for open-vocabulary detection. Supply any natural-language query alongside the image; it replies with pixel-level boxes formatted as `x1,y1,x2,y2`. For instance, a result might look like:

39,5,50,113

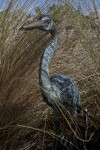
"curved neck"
39,29,58,91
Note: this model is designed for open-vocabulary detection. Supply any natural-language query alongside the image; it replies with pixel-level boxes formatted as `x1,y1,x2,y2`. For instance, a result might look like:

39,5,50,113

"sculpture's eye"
42,17,51,24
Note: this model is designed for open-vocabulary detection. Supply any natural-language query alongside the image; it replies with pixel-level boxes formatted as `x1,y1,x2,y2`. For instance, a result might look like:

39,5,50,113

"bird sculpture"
21,15,81,149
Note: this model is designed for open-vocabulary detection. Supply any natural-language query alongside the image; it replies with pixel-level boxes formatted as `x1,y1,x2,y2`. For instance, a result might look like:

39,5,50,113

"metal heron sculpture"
21,15,82,149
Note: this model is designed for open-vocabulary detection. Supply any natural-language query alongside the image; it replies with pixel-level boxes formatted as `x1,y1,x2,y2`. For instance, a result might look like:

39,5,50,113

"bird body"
21,15,81,149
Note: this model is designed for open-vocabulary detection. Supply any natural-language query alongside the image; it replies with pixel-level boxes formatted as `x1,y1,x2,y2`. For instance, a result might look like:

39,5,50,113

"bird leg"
69,108,78,150
54,110,61,150
69,123,77,150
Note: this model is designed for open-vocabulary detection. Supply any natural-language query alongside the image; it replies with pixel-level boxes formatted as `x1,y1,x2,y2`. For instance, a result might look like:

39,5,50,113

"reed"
0,0,100,149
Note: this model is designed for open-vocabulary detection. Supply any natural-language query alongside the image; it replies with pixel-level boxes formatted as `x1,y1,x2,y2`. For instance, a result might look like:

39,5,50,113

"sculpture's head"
21,15,56,32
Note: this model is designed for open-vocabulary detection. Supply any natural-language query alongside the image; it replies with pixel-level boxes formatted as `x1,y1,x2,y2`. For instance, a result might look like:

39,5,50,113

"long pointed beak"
20,20,47,30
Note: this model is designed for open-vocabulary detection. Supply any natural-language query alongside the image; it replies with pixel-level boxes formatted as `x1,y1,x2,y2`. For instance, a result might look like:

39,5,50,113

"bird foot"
55,135,71,150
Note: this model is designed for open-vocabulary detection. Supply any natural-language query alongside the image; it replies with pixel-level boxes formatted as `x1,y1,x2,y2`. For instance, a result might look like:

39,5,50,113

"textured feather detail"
39,22,81,118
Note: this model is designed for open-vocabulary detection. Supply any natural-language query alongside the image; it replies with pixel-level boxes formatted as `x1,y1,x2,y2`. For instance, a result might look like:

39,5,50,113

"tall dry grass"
0,0,100,149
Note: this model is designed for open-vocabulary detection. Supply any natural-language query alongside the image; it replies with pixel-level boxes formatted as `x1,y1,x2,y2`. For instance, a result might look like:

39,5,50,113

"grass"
0,0,100,149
